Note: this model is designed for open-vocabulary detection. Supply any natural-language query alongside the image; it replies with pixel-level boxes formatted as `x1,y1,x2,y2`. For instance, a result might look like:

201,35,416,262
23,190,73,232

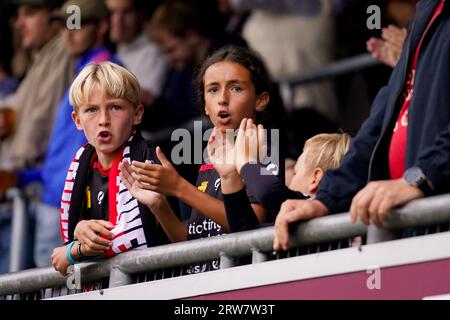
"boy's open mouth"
98,130,112,142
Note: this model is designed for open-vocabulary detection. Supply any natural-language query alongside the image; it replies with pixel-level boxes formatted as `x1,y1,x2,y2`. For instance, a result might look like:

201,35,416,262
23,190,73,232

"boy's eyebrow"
83,98,126,107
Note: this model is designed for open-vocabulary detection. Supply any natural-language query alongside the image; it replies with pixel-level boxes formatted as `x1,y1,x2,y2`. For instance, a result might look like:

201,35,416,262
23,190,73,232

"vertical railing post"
219,252,235,269
366,225,397,244
109,267,133,288
251,248,268,264
7,188,28,272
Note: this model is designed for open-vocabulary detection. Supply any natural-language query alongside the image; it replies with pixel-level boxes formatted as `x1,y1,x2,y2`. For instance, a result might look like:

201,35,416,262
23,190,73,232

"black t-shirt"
73,139,171,252
85,165,109,221
187,164,258,240
185,163,258,274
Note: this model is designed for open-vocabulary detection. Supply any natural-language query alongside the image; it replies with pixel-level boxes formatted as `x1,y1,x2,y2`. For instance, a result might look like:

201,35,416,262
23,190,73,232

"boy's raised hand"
129,147,183,197
208,127,239,178
119,159,166,210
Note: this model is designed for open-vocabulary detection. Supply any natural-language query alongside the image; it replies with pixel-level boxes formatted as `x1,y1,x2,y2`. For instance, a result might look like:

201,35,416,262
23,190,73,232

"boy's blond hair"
69,61,141,111
302,133,351,172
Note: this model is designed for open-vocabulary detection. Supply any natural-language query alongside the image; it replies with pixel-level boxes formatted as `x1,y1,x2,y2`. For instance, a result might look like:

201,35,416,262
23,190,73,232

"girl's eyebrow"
205,80,248,87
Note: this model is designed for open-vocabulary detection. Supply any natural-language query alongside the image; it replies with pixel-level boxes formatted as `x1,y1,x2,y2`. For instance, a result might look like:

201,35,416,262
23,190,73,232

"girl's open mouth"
217,111,231,125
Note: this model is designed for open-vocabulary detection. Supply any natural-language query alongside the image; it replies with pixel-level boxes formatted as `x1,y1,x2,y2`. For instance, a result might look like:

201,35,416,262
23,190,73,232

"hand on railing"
74,220,114,256
349,179,424,228
273,199,329,251
51,244,73,275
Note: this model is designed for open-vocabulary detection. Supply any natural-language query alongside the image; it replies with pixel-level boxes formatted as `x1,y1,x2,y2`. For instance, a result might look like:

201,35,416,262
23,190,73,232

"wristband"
66,241,79,264
77,241,86,260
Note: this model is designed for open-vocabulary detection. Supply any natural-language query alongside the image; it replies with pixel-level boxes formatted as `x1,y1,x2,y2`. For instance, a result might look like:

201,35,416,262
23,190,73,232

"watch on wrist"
403,167,434,196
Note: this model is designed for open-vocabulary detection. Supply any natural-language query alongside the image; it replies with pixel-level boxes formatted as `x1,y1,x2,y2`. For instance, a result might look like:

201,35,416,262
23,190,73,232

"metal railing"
1,193,450,299
279,53,380,87
278,53,380,110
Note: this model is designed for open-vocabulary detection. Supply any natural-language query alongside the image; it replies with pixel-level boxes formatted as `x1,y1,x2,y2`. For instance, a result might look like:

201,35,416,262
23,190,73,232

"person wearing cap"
0,0,73,171
33,0,123,268
0,0,73,273
106,0,167,109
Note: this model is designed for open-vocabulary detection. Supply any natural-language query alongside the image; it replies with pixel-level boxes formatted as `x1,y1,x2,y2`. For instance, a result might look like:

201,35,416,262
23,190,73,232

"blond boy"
51,62,168,274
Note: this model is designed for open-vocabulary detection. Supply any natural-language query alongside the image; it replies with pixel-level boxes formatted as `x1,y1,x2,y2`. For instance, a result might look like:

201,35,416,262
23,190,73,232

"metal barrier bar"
278,53,380,86
6,188,28,273
1,193,450,297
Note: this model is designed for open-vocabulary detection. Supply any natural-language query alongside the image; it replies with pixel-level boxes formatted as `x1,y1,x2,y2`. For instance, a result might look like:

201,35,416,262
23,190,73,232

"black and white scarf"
59,132,165,256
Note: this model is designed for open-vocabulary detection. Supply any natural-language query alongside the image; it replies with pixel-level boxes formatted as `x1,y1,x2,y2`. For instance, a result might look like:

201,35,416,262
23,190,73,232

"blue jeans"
34,203,63,268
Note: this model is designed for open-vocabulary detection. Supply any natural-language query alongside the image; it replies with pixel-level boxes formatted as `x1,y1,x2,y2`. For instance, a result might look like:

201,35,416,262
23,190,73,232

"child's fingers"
121,159,130,167
120,172,132,190
236,118,248,146
133,171,155,185
131,160,155,169
257,124,267,161
84,236,111,251
237,117,247,139
96,220,114,230
119,164,134,185
131,160,168,172
93,222,114,240
156,146,174,169
136,179,158,191
208,127,216,145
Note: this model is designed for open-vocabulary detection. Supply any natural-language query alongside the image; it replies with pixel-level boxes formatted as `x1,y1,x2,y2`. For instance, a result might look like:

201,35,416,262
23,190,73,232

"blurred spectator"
239,0,339,157
0,8,18,101
387,0,417,28
0,0,73,274
366,0,415,68
32,0,121,268
215,0,250,37
106,0,167,109
0,0,74,171
147,0,246,129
